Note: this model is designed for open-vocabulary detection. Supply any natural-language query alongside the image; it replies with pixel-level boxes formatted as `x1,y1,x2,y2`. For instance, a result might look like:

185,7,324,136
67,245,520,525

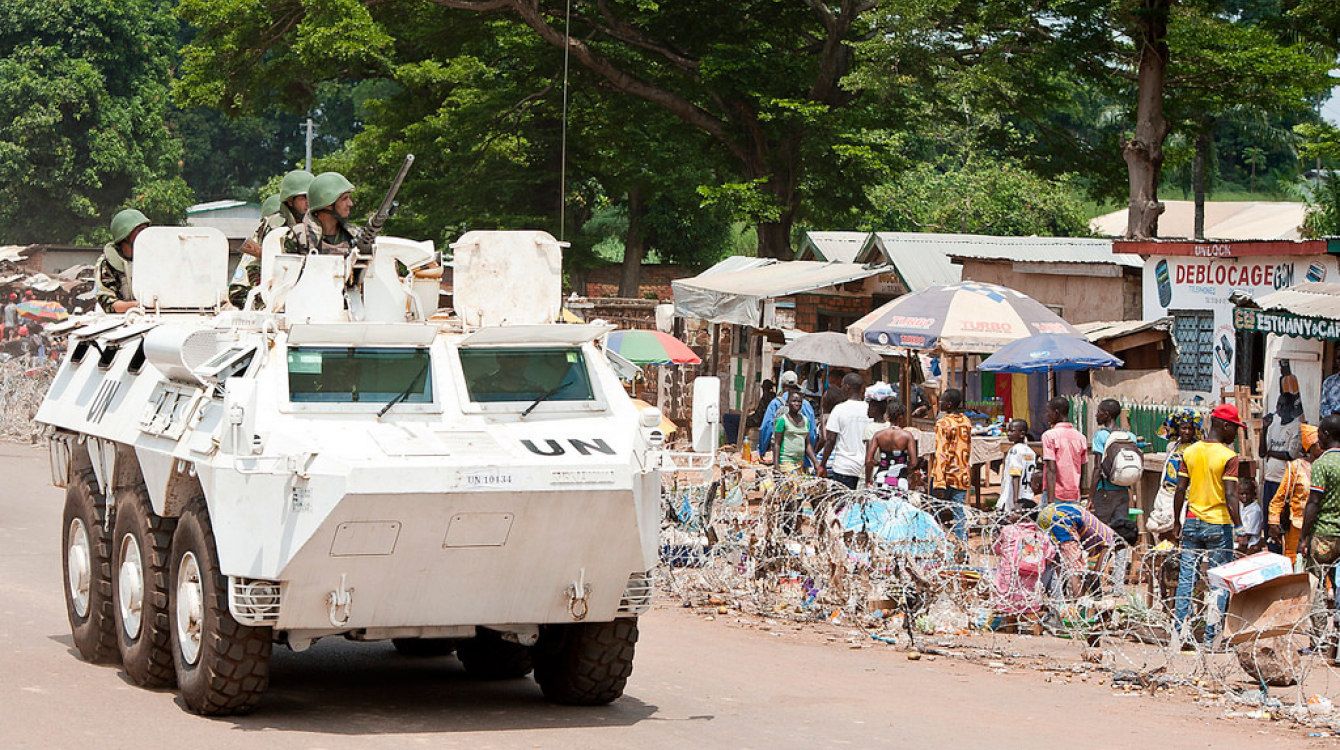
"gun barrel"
357,154,415,252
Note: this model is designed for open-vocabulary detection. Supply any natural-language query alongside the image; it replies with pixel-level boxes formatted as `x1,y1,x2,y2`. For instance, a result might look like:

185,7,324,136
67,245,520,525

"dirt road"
0,443,1324,749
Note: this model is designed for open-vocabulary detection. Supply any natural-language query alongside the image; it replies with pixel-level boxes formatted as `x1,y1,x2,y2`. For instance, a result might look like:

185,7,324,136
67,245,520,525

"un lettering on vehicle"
463,470,516,488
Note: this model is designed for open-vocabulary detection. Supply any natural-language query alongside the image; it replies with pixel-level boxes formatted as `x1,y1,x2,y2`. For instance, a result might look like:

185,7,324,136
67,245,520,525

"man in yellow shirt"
1171,403,1244,646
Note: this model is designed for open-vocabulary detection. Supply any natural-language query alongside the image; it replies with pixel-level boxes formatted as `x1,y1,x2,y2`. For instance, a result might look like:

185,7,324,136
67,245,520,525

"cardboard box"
1223,572,1313,645
1208,551,1293,594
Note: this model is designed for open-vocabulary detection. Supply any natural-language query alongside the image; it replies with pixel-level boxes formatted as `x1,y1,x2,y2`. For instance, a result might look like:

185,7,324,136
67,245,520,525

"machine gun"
354,154,415,255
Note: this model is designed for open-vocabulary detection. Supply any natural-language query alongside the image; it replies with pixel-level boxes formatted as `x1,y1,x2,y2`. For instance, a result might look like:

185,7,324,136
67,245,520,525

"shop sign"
1233,308,1340,341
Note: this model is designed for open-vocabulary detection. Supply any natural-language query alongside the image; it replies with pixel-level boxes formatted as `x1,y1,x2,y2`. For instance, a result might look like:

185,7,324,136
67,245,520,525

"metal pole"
305,118,314,172
559,0,573,240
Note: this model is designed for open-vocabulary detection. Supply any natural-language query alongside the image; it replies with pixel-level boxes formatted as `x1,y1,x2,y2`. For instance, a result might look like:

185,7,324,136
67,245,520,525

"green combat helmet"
279,169,314,202
260,194,281,218
110,208,150,244
307,172,355,212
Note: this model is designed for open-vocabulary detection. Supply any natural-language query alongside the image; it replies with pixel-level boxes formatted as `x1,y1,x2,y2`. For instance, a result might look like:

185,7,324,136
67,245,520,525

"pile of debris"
0,359,54,442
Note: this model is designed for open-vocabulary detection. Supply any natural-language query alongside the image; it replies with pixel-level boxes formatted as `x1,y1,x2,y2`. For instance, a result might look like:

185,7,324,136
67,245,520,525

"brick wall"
584,297,659,330
793,293,874,332
583,263,689,300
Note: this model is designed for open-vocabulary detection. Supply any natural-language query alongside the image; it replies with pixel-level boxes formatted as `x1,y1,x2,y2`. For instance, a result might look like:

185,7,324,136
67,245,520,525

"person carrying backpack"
1090,399,1143,542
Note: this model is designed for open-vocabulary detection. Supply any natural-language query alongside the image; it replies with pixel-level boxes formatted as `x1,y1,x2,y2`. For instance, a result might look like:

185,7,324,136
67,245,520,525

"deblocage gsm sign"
1174,261,1295,290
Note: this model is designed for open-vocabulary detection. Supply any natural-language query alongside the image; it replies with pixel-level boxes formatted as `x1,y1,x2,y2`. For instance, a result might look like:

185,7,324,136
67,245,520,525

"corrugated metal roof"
795,231,869,263
1251,281,1340,319
943,236,1140,268
852,233,964,291
1090,201,1307,240
673,260,888,327
1073,317,1171,343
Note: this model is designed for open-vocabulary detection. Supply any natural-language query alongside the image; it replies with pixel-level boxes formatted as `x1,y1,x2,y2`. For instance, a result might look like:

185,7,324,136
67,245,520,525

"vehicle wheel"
456,628,533,678
170,499,272,715
62,468,117,663
391,638,457,657
112,484,177,687
533,619,638,706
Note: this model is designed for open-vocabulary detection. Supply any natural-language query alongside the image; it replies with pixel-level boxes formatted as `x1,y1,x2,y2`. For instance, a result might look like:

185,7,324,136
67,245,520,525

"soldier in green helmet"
278,169,313,227
228,195,284,308
95,208,150,313
238,170,311,259
286,172,359,254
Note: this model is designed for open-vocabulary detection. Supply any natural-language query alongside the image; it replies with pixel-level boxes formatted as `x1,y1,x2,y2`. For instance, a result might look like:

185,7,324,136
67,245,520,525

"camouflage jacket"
283,212,358,255
227,256,263,309
231,207,302,307
95,243,133,312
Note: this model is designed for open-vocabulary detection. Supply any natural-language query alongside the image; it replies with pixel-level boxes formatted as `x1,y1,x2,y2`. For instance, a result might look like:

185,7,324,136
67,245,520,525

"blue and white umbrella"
978,333,1123,373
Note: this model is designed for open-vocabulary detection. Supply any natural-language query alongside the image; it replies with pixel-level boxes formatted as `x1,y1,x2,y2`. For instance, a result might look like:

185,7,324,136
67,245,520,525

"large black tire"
112,484,177,687
533,619,637,706
170,499,272,715
391,638,457,657
456,628,533,678
61,468,117,664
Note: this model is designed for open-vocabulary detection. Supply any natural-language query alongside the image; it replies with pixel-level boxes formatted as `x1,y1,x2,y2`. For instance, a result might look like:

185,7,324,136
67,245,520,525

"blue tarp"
840,497,948,557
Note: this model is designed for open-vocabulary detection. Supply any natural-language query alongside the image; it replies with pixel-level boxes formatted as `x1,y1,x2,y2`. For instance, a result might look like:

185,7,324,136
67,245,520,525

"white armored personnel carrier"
40,225,663,715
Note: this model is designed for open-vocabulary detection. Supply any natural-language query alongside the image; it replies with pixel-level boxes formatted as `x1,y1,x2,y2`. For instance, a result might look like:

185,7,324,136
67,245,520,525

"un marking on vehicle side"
521,438,615,457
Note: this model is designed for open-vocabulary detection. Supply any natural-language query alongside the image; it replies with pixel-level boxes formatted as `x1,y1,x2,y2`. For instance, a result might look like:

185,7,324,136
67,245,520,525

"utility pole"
305,118,314,172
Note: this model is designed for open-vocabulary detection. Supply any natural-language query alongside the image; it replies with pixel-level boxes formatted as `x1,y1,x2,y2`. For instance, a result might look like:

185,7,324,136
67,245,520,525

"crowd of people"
747,367,1340,649
0,291,56,361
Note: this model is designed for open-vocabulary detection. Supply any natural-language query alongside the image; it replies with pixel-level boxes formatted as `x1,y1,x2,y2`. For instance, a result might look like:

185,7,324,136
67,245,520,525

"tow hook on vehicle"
566,569,591,621
327,573,353,627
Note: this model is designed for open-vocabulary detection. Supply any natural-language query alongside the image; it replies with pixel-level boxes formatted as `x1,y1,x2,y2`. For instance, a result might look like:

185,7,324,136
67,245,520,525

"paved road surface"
0,443,1323,749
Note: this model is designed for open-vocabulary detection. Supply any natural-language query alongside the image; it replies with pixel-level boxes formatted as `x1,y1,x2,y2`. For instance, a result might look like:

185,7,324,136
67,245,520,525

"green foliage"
697,180,783,225
1302,177,1340,238
853,0,1339,220
173,0,895,257
1296,123,1340,165
173,80,389,201
0,0,191,244
867,159,1091,237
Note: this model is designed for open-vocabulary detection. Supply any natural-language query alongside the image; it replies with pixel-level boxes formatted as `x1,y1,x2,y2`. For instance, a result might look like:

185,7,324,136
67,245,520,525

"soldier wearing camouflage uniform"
286,172,359,255
95,209,150,313
228,194,281,308
230,170,313,309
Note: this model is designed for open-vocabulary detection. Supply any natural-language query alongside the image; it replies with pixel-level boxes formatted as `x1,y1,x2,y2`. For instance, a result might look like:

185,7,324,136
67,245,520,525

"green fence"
1066,396,1192,454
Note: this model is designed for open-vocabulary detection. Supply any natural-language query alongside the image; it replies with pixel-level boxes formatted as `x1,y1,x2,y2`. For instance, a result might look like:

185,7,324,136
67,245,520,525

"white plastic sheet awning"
672,260,888,327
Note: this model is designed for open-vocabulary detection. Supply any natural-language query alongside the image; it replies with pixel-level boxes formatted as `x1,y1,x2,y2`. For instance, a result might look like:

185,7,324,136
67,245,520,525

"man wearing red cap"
1171,403,1244,646
3,292,17,331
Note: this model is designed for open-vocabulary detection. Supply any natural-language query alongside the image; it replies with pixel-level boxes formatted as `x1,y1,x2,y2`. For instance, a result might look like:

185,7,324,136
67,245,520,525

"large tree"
0,0,191,244
856,0,1337,239
175,0,883,258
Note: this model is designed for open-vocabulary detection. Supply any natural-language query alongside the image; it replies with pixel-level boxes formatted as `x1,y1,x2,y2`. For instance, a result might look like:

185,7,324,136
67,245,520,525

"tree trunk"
1122,0,1173,240
1193,127,1212,239
746,142,799,260
619,185,646,298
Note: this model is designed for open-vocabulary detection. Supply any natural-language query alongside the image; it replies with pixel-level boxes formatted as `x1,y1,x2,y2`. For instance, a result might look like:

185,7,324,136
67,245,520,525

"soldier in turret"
228,194,282,309
286,172,358,254
238,170,311,260
277,169,313,229
95,209,150,313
